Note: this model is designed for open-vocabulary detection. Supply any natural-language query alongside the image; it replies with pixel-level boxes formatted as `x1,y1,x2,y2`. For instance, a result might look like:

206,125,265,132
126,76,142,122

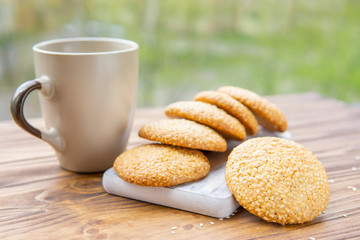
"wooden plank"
1,92,360,239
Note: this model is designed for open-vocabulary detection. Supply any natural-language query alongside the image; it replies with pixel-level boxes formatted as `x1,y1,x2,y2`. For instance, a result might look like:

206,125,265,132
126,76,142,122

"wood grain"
1,92,360,240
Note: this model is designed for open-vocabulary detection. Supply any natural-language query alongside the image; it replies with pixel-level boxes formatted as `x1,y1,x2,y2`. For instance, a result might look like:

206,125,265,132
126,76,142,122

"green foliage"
1,0,360,107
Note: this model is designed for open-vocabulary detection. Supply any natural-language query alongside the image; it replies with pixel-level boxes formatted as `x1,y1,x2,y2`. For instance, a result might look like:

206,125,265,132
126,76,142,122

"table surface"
1,92,360,240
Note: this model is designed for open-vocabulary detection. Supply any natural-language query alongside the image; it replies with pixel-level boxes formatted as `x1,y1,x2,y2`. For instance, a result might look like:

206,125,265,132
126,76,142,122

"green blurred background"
1,0,360,120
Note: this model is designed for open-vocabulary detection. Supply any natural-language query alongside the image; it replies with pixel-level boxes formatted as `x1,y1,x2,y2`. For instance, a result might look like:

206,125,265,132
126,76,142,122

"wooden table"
1,92,360,239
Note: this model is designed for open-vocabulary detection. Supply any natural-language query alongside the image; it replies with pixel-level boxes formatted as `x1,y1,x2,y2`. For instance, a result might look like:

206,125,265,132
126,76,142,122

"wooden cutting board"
103,129,291,218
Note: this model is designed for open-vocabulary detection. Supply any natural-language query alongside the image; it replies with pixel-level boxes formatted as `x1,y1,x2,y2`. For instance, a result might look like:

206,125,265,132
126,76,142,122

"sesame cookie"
164,101,246,141
194,91,258,135
114,144,210,187
218,86,287,132
225,137,330,225
139,119,227,152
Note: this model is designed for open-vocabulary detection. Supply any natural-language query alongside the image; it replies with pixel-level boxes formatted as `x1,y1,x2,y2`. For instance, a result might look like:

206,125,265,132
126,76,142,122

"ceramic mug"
11,37,138,173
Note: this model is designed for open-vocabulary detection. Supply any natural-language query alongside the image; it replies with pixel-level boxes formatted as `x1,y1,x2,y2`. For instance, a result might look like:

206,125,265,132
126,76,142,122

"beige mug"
11,37,138,173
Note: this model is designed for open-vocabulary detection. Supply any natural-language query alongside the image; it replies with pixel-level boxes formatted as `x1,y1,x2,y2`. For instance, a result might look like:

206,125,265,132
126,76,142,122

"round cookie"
225,137,330,225
165,101,246,141
194,90,258,135
218,86,287,132
114,144,210,187
139,119,227,152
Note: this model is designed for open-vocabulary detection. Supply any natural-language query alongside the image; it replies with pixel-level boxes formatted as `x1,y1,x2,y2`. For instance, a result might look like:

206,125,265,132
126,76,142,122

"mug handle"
10,76,65,152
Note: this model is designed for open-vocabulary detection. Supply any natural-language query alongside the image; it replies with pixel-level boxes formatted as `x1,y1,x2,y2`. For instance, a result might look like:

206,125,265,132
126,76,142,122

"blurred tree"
0,0,360,118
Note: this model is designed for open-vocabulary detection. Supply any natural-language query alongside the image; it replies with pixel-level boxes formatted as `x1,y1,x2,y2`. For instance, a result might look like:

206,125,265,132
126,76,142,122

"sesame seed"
171,231,176,234
199,223,204,227
225,216,230,219
328,179,335,183
356,156,360,160
352,167,357,171
225,137,330,225
164,101,246,140
171,227,177,230
343,214,348,218
218,218,224,221
138,119,227,152
309,237,316,240
347,186,353,189
353,187,357,191
210,221,215,225
114,144,210,187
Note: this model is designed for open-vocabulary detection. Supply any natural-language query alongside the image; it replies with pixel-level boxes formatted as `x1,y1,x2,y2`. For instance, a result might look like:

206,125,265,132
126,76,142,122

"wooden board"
1,92,360,239
102,129,291,218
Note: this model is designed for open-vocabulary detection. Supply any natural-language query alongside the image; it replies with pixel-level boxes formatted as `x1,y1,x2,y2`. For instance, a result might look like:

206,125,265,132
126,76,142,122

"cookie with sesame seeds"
218,86,287,132
113,144,210,187
194,91,258,135
164,101,246,141
139,119,227,152
225,137,330,225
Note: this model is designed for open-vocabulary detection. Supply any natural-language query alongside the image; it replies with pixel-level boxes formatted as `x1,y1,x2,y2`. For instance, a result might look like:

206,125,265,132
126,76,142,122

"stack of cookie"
113,85,330,225
114,86,288,187
139,86,288,152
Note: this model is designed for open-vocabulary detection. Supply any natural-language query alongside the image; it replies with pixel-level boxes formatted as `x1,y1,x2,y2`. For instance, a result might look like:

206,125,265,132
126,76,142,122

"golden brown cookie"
218,86,287,132
139,119,227,152
114,144,210,187
225,137,330,225
164,101,246,141
194,91,258,135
